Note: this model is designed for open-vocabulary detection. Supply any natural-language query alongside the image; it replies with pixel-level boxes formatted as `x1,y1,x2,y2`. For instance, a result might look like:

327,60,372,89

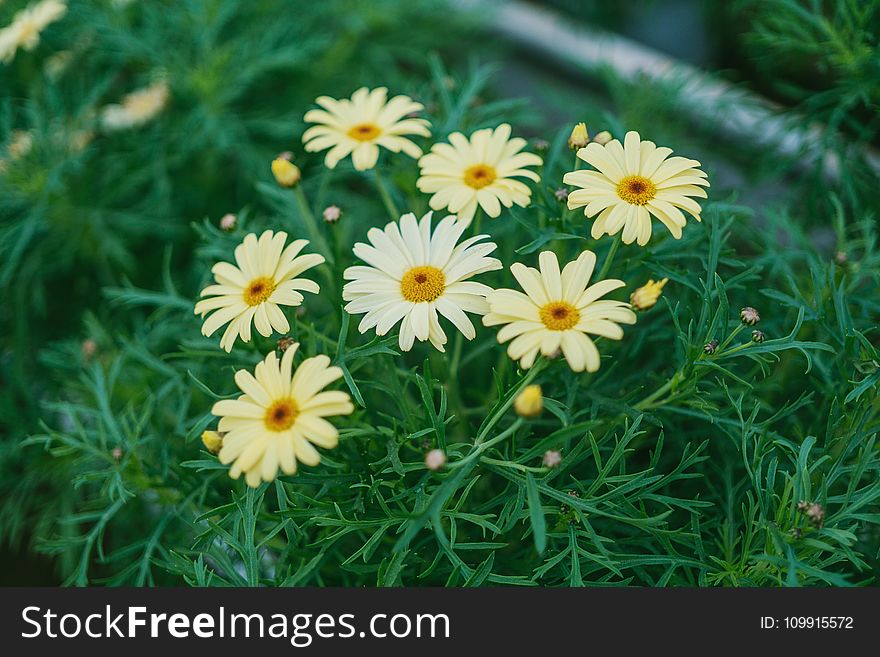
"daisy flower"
563,131,709,245
212,345,354,487
195,230,324,352
342,211,501,352
483,250,636,372
416,123,542,225
0,0,67,64
302,87,430,171
100,80,170,131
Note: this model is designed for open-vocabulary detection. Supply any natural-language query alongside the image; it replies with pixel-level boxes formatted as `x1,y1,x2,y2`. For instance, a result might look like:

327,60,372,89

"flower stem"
293,186,334,265
445,332,469,438
596,234,621,280
473,207,484,234
717,324,745,353
447,418,524,470
373,169,400,220
480,456,547,473
633,377,675,411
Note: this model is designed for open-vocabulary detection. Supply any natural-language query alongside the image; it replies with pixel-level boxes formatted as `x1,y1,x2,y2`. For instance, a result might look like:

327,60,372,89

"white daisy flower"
342,211,502,352
416,123,542,225
212,344,354,487
563,130,709,246
483,250,636,372
302,87,431,171
0,0,67,64
100,80,170,132
195,230,324,352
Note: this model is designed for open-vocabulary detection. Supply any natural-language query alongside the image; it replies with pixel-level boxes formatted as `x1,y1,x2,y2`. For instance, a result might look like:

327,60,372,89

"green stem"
447,419,524,470
450,331,464,378
480,456,547,473
472,207,484,234
634,377,675,411
718,339,754,358
293,186,334,265
374,169,400,220
443,332,469,439
717,324,746,352
596,234,621,280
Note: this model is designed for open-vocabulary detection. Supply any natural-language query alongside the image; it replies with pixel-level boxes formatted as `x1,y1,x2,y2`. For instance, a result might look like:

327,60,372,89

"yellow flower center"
243,276,276,306
463,164,497,189
539,301,580,331
18,20,38,42
400,266,445,303
263,398,299,432
347,123,381,141
616,175,656,205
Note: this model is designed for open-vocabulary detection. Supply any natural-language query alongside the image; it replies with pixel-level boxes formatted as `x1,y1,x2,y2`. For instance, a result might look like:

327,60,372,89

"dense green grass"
1,0,878,586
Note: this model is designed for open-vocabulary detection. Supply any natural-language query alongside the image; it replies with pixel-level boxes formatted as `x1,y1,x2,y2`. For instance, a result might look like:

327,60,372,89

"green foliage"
1,0,878,587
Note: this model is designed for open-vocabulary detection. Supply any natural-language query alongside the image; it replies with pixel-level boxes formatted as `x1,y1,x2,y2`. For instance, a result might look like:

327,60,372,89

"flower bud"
542,450,562,468
514,384,543,418
797,500,825,529
592,130,612,145
276,336,295,355
568,122,589,150
425,448,447,471
322,205,342,223
806,503,825,528
272,156,301,188
201,430,224,455
532,138,550,153
219,213,236,231
740,307,760,325
111,447,123,463
630,278,668,311
81,338,97,360
703,339,718,355
751,329,765,343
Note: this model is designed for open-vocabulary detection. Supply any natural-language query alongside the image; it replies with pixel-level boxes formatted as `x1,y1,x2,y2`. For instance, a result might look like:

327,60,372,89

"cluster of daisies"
195,87,709,487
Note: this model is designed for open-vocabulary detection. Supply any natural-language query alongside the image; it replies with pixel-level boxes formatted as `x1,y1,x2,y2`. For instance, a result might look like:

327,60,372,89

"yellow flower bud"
514,384,543,418
201,430,224,455
592,130,612,145
271,158,301,188
568,122,590,150
630,278,668,311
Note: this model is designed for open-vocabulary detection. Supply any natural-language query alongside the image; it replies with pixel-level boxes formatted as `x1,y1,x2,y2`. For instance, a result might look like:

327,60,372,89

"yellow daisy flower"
342,210,501,352
212,345,354,487
302,87,430,171
563,131,709,245
195,230,324,352
0,0,67,64
417,123,542,225
100,81,170,131
483,250,636,372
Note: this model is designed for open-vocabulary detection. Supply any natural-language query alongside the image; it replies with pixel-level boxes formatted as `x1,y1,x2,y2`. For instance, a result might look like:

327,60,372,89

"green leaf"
526,473,547,554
